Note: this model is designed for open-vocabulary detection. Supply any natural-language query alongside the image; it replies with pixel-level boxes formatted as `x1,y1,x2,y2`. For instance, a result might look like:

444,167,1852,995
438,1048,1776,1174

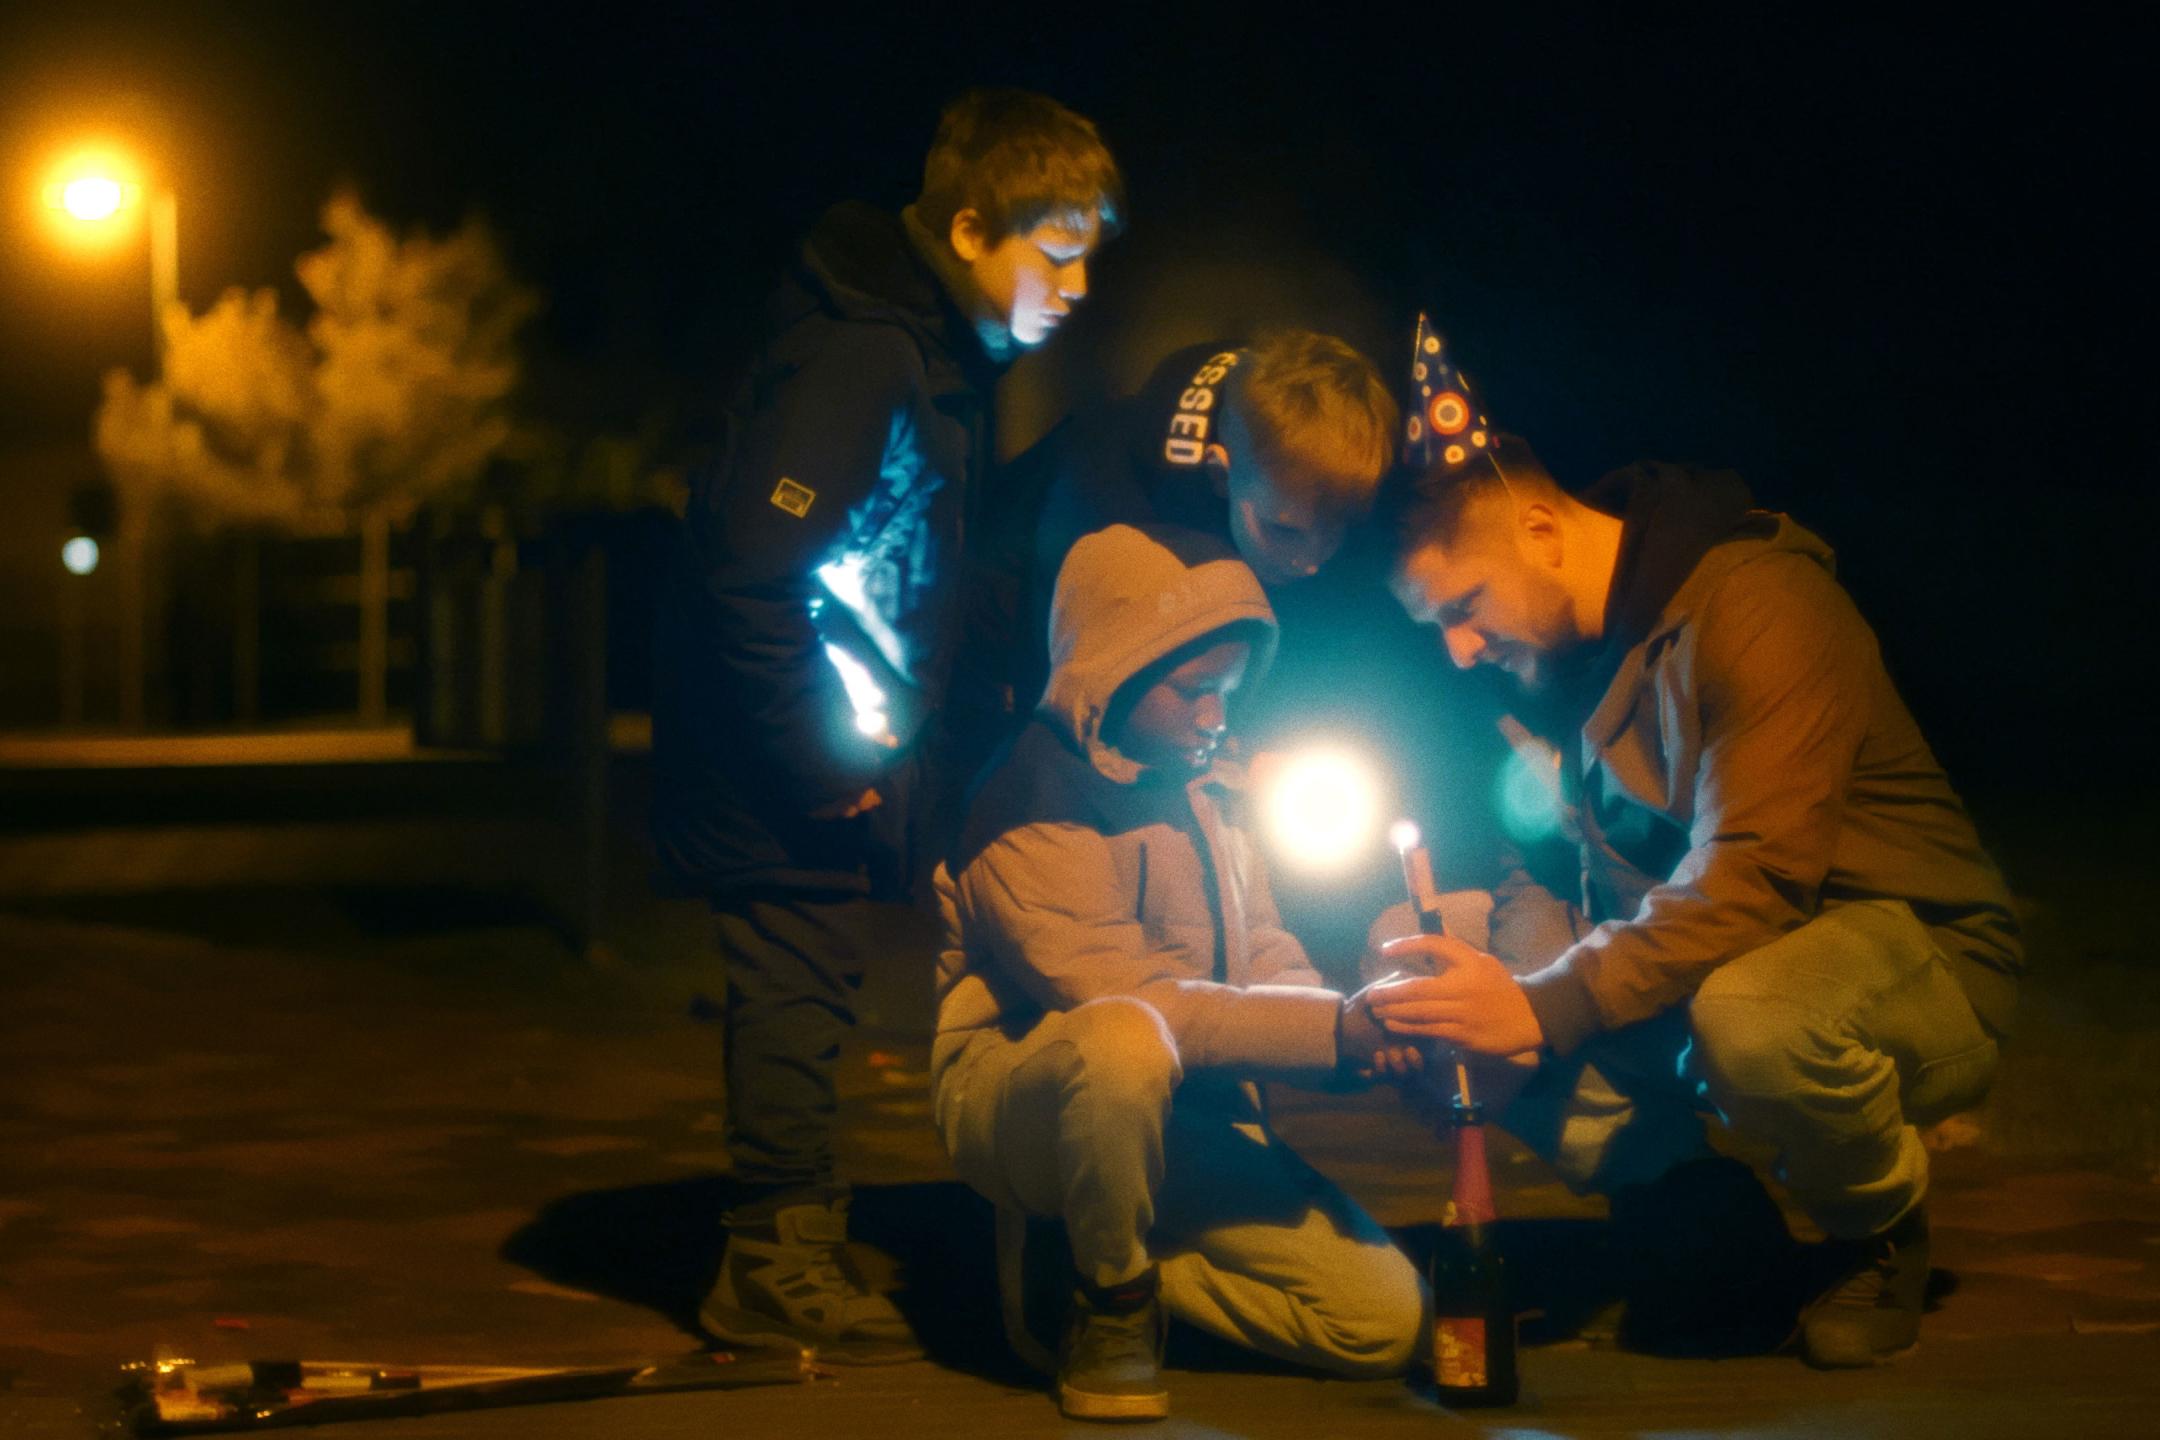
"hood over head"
1042,524,1277,784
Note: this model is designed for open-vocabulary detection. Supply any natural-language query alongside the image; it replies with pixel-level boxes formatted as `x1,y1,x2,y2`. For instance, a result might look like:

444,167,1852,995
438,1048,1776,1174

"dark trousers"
715,890,876,1202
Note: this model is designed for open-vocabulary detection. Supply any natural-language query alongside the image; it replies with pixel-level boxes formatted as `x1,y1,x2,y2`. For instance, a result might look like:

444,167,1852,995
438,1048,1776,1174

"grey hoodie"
932,525,1343,1089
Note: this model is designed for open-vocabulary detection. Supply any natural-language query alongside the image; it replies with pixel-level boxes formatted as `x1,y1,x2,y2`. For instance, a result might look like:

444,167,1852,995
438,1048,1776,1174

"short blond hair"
917,88,1125,246
1232,331,1398,514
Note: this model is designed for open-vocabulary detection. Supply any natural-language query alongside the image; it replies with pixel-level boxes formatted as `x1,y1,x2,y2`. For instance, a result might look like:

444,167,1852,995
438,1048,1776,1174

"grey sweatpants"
1489,898,2000,1238
933,996,1424,1377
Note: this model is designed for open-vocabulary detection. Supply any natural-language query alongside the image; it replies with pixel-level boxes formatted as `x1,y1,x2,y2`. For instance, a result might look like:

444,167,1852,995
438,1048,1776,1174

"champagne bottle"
1390,817,1518,1404
1430,1098,1518,1407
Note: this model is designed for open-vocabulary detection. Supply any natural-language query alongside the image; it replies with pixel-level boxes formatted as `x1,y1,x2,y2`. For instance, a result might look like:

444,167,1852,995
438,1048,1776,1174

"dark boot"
1057,1268,1169,1422
700,1194,922,1365
1801,1205,1930,1368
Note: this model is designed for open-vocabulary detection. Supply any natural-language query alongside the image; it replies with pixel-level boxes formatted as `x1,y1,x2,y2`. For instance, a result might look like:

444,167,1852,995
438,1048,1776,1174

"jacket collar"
796,202,1002,394
1578,513,1838,755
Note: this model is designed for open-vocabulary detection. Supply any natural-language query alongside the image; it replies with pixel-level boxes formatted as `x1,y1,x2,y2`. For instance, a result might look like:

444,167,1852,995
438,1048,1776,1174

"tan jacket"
933,526,1343,1089
1515,516,2024,1054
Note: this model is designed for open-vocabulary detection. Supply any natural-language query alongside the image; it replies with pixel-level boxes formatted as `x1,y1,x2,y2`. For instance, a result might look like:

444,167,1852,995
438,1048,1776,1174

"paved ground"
2,742,2156,1436
4,886,2159,1439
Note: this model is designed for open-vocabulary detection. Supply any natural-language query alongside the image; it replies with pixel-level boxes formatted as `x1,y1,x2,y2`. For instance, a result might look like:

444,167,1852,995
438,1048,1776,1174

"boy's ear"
948,208,990,263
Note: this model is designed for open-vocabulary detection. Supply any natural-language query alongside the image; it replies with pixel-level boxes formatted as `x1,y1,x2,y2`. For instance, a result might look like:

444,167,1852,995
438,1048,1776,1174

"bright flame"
1389,818,1421,853
1264,748,1382,874
61,536,100,575
60,175,125,221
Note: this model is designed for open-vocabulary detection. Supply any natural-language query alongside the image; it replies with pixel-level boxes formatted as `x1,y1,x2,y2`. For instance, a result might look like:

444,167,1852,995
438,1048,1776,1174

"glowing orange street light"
40,147,177,362
60,174,127,222
41,144,179,729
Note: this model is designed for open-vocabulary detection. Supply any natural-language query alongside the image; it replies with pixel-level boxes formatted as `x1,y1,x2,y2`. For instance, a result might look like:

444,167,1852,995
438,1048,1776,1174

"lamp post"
45,149,178,728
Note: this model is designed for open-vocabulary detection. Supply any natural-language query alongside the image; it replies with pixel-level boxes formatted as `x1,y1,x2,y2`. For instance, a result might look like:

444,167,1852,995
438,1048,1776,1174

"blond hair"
1231,331,1399,514
917,88,1125,245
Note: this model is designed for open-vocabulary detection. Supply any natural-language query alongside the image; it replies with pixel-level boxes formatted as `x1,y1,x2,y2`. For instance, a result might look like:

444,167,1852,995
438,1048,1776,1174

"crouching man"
932,525,1422,1420
1372,416,2022,1367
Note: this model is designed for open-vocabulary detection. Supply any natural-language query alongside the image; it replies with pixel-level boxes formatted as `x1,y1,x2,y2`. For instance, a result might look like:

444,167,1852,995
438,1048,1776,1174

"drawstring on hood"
1041,525,1278,785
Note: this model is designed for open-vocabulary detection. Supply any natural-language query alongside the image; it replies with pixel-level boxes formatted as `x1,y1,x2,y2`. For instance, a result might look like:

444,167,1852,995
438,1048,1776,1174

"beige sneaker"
699,1196,922,1365
1801,1206,1929,1368
1056,1269,1168,1422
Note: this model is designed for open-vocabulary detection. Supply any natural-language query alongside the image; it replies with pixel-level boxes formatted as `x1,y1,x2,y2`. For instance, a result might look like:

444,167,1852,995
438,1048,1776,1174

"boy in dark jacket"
934,525,1423,1420
653,88,1121,1362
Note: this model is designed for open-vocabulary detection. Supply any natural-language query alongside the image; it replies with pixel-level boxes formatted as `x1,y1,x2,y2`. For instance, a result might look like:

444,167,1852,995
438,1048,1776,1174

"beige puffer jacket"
931,525,1344,1090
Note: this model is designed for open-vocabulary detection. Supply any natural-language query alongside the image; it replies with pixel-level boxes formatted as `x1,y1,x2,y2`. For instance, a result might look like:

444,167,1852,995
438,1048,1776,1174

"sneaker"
699,1196,922,1365
1801,1205,1930,1368
1057,1270,1169,1422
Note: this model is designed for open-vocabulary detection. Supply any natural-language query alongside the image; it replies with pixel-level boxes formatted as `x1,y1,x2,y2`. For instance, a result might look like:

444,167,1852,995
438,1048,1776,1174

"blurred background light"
60,536,99,576
59,174,125,221
39,147,145,250
1264,746,1381,875
1495,744,1561,844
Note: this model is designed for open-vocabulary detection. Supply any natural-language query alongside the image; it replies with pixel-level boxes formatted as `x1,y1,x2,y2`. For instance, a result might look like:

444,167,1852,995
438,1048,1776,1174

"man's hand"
808,788,883,820
1369,933,1545,1056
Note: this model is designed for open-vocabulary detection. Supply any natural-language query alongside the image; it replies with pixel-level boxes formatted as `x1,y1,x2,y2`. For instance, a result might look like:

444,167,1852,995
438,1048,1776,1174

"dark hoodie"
653,202,1004,896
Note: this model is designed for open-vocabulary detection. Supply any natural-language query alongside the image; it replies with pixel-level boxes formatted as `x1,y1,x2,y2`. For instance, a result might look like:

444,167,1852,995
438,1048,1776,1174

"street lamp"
41,146,178,361
42,144,179,727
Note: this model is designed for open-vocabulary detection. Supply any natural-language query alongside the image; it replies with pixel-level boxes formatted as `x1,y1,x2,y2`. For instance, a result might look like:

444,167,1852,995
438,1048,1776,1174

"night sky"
1,4,2143,797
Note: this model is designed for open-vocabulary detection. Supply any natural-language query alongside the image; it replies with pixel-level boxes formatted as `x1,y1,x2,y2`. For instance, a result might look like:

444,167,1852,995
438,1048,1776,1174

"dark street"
1,5,2148,1436
3,743,2157,1436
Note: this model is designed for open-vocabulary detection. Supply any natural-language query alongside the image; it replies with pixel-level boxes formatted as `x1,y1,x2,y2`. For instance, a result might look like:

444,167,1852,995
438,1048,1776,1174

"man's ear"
948,208,989,263
1519,502,1564,568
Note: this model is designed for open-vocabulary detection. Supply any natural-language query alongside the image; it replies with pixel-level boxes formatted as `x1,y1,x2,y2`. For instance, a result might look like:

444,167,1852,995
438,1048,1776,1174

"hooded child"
932,523,1423,1421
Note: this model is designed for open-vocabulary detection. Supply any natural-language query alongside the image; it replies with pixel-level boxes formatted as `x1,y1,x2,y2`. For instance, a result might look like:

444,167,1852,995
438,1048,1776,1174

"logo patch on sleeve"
769,477,816,517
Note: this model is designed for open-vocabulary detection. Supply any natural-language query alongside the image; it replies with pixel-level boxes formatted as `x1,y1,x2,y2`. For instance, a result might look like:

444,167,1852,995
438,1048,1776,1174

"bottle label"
1435,1317,1487,1389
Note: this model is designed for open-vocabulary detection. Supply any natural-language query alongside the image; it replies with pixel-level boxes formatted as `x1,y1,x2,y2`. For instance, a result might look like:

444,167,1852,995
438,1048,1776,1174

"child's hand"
1334,983,1390,1078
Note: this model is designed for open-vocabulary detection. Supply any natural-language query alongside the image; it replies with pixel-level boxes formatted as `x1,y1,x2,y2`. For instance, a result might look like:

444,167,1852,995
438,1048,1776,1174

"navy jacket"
653,203,1002,897
1011,341,1244,710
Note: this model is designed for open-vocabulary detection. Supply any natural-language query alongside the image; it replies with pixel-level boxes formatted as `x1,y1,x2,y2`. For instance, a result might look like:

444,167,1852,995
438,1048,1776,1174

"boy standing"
653,89,1122,1362
933,525,1423,1420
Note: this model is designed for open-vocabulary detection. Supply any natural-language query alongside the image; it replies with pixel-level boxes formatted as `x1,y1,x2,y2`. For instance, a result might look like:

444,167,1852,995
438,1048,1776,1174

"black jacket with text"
1006,340,1245,711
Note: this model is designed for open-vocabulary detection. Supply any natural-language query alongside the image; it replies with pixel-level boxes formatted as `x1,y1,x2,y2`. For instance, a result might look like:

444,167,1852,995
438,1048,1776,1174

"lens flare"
1264,748,1381,874
61,536,100,576
1496,745,1562,843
